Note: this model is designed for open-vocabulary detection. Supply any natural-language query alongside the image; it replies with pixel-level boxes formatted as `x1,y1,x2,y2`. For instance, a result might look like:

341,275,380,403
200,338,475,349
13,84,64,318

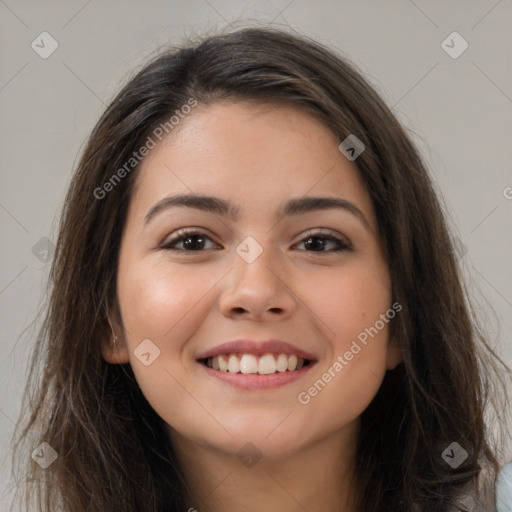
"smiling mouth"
198,353,314,375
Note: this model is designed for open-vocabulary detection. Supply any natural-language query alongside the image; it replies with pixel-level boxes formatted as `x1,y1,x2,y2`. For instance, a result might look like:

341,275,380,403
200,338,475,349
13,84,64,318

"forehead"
127,101,377,230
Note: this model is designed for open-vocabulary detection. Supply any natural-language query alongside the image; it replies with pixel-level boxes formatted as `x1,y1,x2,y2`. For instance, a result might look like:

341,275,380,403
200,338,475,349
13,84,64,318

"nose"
218,245,296,321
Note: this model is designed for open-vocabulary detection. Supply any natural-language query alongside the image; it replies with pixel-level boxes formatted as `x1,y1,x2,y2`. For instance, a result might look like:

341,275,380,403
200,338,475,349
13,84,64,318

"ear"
385,335,403,370
100,310,130,364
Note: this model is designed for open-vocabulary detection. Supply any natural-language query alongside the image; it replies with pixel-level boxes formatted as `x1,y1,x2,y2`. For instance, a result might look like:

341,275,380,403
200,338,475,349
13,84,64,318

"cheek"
117,261,222,428
118,261,213,341
304,261,391,344
293,264,392,426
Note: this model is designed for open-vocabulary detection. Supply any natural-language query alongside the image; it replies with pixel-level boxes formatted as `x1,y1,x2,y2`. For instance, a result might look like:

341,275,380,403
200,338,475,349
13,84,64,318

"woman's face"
103,101,402,459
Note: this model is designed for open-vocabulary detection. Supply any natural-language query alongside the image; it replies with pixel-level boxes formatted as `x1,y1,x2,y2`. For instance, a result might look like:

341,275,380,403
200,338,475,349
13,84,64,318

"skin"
102,101,403,512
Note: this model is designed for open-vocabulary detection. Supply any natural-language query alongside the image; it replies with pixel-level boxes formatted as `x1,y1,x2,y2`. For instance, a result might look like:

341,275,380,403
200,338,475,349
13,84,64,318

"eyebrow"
144,193,371,231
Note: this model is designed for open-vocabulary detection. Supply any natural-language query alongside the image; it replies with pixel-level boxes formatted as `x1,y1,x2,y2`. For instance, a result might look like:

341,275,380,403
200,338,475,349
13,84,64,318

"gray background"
1,0,511,507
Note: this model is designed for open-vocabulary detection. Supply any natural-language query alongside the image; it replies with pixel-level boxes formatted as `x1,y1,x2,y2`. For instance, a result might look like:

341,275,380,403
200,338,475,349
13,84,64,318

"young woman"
11,25,510,512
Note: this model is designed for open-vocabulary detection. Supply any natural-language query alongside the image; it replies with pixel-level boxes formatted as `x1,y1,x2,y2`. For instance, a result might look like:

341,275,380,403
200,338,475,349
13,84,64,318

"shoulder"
497,461,512,512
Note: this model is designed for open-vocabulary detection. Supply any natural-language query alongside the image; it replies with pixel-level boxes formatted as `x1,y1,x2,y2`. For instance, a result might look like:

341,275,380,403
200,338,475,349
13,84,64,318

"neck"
169,424,360,512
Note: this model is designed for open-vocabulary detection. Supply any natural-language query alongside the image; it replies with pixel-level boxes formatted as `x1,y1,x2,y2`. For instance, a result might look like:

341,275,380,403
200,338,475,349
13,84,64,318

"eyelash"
160,228,352,253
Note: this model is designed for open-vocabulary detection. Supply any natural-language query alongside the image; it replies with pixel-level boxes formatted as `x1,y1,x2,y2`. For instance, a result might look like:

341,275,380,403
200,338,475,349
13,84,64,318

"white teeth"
287,354,298,371
228,354,239,373
239,354,258,374
218,355,228,372
258,354,277,374
276,353,288,372
207,353,308,374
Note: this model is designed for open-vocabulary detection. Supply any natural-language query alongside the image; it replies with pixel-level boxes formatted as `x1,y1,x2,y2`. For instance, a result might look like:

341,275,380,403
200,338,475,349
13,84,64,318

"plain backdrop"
1,0,511,508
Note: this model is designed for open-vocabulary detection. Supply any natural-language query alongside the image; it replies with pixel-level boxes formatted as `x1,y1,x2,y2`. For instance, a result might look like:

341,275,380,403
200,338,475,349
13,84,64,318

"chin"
178,416,312,461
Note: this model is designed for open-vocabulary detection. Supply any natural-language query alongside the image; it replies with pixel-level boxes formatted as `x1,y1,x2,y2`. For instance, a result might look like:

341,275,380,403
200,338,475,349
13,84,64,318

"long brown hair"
10,24,510,511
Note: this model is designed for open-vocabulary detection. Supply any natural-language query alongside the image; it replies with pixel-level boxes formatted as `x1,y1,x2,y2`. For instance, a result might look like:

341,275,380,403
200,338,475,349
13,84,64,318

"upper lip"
196,339,317,361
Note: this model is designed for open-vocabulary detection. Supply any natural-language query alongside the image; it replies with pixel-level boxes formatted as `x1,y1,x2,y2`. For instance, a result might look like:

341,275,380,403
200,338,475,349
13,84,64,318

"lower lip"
199,362,316,390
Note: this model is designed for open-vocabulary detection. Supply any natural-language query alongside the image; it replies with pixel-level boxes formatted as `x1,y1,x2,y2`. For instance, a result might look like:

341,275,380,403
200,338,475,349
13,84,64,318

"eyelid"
295,227,351,246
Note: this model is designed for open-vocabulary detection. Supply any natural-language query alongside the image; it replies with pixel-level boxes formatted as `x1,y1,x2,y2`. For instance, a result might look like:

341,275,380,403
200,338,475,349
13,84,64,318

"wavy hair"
10,24,510,512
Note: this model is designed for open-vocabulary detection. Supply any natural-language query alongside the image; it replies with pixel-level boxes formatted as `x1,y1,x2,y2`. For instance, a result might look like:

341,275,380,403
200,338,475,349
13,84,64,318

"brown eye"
293,230,352,253
160,229,220,251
